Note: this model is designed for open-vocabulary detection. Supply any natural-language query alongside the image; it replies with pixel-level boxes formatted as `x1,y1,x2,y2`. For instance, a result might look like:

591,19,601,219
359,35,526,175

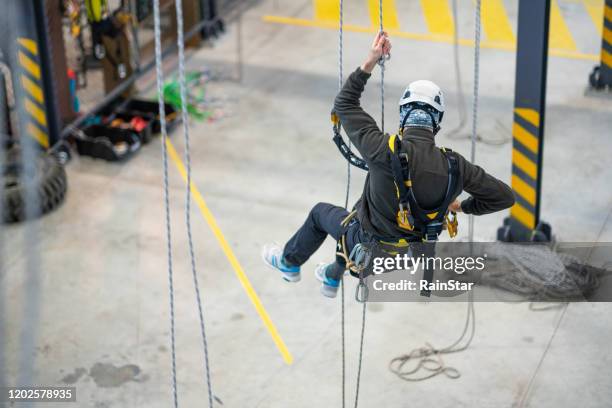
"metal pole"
498,0,552,242
588,0,612,89
33,0,64,148
236,8,243,83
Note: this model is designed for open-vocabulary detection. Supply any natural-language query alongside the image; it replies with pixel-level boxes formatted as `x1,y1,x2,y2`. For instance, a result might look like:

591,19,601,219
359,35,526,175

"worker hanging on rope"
263,32,515,298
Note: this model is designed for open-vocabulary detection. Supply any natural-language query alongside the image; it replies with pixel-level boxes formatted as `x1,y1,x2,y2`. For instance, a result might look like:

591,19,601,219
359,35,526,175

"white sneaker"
262,243,301,282
314,262,340,298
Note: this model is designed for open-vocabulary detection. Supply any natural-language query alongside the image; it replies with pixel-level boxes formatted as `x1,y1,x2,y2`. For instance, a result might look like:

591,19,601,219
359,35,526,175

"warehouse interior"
1,0,611,407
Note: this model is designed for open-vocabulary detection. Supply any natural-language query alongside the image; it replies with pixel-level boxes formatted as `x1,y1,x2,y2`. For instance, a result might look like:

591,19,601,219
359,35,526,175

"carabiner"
355,280,369,303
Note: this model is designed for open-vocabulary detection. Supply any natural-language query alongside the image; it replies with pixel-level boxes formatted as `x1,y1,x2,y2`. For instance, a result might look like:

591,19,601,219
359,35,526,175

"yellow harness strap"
387,134,459,239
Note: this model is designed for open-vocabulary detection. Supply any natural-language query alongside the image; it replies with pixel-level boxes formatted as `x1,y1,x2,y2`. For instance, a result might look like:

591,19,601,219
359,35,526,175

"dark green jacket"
334,67,515,239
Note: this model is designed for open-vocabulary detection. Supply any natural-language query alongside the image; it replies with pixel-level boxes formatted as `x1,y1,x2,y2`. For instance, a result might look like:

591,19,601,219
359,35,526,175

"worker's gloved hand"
361,31,391,73
448,199,463,213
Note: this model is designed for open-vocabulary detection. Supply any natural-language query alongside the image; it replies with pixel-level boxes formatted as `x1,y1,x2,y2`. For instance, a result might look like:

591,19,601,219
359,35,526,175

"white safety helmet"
398,80,445,113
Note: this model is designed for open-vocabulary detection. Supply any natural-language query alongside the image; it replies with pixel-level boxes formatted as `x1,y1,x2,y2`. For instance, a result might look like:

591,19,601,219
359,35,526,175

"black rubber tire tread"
2,150,67,223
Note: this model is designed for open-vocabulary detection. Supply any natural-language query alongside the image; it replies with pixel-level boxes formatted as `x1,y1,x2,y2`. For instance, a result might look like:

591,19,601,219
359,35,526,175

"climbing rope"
338,0,347,406
339,0,350,211
446,0,509,146
174,0,214,405
336,0,387,406
352,4,390,406
377,0,385,133
446,0,468,138
152,1,178,407
468,0,482,243
388,0,481,383
153,0,214,406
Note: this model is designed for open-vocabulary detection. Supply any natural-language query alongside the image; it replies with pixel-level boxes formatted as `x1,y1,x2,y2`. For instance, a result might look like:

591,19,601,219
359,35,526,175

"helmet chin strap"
399,105,442,136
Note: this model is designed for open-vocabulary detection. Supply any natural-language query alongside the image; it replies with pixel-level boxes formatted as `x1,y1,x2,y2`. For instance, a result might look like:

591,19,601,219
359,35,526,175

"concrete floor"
2,0,612,407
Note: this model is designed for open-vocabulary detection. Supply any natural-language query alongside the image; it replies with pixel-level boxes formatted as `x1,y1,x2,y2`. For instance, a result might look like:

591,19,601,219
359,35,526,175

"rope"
484,244,601,300
338,1,347,406
341,275,346,408
468,0,481,243
339,0,350,211
152,1,178,406
353,302,366,408
446,0,468,138
337,1,388,405
174,0,214,406
389,2,481,383
389,292,475,381
446,0,509,146
517,303,567,408
378,0,385,133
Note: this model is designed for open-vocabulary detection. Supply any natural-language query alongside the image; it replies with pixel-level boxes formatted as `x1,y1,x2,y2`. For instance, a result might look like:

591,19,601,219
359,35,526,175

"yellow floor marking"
481,0,515,43
583,0,603,36
314,0,340,22
367,0,400,30
165,139,294,365
550,0,578,50
420,0,454,36
262,15,599,61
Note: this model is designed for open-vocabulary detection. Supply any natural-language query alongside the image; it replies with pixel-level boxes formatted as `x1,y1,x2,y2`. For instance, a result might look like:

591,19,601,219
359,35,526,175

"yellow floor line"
165,138,294,365
481,0,515,43
262,15,599,61
550,0,578,51
583,0,604,36
367,0,400,30
420,0,454,36
313,0,339,22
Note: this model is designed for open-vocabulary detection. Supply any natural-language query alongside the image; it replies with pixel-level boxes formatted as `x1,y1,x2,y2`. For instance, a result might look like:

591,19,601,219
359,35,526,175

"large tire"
2,147,67,223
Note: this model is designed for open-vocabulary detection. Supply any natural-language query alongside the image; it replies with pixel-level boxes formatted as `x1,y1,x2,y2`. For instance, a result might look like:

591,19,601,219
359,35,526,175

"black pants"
282,202,373,280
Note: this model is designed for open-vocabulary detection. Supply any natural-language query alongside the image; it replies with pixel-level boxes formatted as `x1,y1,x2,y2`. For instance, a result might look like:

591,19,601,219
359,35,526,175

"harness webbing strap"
333,125,369,171
390,146,410,206
388,135,460,240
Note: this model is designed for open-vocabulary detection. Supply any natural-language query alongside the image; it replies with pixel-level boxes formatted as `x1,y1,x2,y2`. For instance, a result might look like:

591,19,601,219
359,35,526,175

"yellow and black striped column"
1,1,57,150
499,0,551,242
16,37,50,149
598,0,612,87
510,108,540,234
589,0,612,88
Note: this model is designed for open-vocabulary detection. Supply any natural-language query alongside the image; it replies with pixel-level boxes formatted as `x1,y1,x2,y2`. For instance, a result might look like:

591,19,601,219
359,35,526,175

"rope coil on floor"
389,293,475,381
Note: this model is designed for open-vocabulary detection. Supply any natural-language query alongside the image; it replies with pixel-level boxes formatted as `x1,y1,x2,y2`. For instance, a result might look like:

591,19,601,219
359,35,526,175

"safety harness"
388,133,460,296
336,132,461,297
388,134,459,242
